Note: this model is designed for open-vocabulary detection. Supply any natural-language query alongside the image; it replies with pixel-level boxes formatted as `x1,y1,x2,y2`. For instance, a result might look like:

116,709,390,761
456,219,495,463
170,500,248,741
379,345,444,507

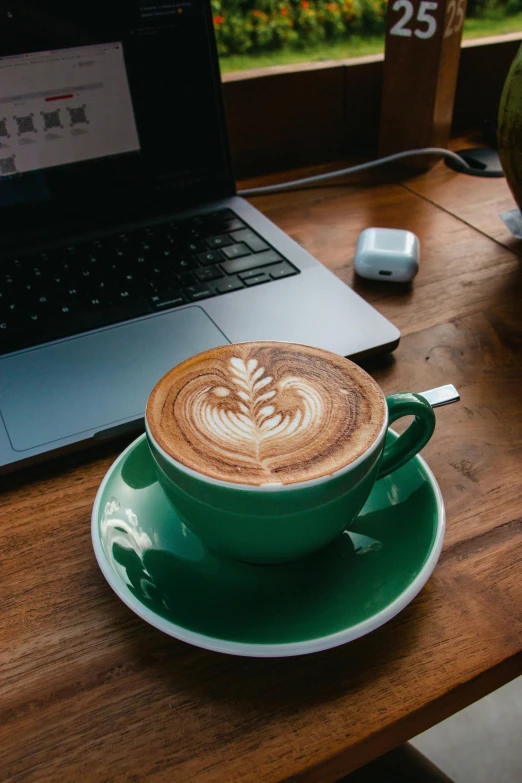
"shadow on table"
115,583,430,719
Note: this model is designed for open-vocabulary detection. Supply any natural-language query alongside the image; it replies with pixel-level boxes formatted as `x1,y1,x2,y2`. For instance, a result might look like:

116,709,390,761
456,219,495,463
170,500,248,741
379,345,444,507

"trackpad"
0,307,229,451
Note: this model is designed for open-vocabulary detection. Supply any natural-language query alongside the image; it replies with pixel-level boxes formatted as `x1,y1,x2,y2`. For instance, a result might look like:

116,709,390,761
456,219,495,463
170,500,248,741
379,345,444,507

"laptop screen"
0,43,141,176
0,1,234,240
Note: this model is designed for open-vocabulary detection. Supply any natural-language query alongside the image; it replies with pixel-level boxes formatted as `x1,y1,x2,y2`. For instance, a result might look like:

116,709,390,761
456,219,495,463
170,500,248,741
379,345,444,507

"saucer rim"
91,433,445,658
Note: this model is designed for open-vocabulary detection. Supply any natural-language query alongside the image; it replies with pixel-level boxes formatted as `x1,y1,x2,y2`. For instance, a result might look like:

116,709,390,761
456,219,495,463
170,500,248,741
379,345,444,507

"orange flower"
213,15,225,24
301,0,309,7
280,6,289,14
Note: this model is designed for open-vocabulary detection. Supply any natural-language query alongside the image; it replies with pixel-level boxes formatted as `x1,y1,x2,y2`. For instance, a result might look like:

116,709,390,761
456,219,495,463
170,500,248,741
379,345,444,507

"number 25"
390,0,439,40
444,0,466,37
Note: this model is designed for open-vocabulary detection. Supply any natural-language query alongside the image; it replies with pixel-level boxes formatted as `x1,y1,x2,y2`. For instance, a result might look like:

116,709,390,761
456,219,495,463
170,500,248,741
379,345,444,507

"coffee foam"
146,342,386,486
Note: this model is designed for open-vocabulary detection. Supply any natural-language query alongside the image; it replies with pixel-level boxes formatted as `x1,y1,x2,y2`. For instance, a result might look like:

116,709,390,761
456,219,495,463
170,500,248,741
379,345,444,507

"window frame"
221,33,522,178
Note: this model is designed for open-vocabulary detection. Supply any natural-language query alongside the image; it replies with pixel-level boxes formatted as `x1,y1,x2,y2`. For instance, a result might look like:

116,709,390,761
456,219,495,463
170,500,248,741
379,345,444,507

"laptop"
0,1,399,474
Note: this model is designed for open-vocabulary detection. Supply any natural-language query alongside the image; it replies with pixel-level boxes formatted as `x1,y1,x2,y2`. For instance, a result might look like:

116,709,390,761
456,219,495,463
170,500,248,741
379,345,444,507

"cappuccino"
146,342,386,486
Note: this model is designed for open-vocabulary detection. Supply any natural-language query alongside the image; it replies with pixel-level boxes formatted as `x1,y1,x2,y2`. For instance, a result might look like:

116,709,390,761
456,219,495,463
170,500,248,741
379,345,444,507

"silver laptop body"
0,3,399,473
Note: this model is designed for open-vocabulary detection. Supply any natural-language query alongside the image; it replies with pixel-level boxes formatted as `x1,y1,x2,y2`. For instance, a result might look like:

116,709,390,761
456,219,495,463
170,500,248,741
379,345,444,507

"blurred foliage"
211,0,388,56
213,0,520,58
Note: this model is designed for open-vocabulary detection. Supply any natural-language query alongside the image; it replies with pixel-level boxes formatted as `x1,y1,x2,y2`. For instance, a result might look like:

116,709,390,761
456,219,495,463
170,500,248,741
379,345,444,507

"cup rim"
145,406,389,492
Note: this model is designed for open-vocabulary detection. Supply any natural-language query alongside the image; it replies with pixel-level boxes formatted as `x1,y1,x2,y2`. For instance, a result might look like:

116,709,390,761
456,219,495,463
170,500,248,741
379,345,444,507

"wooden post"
379,0,468,167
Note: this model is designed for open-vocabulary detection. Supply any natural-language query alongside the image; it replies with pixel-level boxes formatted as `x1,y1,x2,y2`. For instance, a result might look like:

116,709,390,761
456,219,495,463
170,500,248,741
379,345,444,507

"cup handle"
377,393,436,480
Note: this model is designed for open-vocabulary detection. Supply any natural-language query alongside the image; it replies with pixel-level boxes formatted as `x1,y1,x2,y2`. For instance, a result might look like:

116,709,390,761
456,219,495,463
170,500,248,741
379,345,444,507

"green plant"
212,0,515,59
214,13,253,56
291,1,327,47
358,0,387,34
320,2,346,40
466,0,498,17
505,0,522,15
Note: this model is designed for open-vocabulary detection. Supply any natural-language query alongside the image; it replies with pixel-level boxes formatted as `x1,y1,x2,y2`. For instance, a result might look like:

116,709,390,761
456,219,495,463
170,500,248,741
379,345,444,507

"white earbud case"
354,228,419,282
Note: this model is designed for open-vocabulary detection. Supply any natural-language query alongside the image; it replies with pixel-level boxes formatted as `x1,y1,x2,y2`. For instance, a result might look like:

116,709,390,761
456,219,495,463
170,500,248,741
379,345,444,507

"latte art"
146,342,386,485
185,357,325,474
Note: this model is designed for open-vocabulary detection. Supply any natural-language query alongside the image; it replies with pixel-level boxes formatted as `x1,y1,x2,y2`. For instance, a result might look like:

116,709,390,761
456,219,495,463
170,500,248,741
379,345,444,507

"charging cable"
237,147,472,197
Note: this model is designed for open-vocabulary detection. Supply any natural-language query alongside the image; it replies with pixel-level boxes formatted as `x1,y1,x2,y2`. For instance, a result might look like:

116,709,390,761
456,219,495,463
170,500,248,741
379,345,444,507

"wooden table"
2,152,522,783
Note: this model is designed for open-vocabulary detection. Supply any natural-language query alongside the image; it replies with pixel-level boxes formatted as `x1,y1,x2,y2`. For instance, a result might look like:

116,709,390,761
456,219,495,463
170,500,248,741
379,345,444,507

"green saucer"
92,433,445,657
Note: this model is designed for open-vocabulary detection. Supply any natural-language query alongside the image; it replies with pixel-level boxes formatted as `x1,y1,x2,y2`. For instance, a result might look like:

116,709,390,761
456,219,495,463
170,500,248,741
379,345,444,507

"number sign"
379,0,468,165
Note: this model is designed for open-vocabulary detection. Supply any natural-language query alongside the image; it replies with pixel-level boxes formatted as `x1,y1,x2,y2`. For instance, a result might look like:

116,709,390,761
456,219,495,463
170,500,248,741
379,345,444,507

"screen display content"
0,44,140,176
0,1,233,234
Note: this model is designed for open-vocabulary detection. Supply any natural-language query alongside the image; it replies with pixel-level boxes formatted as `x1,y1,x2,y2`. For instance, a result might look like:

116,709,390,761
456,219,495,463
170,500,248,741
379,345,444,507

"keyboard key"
3,301,21,316
137,240,154,253
85,295,110,309
186,222,206,237
222,243,251,260
244,274,271,287
140,279,162,295
145,265,170,281
211,212,246,233
174,272,197,289
83,252,105,269
49,274,67,290
221,249,283,275
230,229,269,253
184,283,215,302
269,262,299,280
183,241,207,254
3,275,18,295
22,311,48,326
132,255,151,269
123,272,141,286
206,235,233,249
29,266,44,281
238,268,268,281
4,257,23,276
211,208,234,220
188,215,206,230
50,302,78,319
90,281,113,297
115,289,135,301
0,315,22,333
197,249,223,266
61,246,79,261
173,256,199,273
205,209,232,225
222,217,246,232
63,287,83,301
215,277,244,294
196,266,224,282
150,293,186,310
160,248,177,261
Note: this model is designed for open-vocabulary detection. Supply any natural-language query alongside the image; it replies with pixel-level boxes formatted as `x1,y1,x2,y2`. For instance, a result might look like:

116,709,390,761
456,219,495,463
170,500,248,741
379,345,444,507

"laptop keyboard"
0,208,299,355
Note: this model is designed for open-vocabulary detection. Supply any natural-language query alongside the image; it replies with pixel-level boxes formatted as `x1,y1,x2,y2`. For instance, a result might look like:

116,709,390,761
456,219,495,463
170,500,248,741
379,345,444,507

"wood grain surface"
2,156,522,783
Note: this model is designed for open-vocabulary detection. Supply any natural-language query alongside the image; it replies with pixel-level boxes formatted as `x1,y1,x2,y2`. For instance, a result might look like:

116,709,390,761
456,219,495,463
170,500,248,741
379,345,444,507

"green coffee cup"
145,343,436,564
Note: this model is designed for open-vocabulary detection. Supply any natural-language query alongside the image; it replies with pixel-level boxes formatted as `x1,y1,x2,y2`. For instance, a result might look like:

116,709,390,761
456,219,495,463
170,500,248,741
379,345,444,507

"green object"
498,42,522,210
379,393,435,478
217,14,522,72
92,431,445,657
145,392,435,564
